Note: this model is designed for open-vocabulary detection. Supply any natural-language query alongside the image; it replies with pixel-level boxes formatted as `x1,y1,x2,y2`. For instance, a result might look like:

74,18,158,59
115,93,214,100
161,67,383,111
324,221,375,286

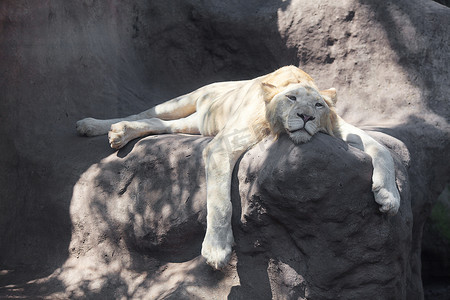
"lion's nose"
297,113,315,123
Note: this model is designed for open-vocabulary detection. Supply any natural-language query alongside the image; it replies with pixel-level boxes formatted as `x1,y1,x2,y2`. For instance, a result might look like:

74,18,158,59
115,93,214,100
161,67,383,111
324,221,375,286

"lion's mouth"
287,126,316,138
287,127,308,134
288,128,302,133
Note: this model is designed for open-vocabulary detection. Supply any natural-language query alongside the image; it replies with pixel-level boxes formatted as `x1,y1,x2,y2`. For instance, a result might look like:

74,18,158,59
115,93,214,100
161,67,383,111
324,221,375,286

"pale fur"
77,66,401,269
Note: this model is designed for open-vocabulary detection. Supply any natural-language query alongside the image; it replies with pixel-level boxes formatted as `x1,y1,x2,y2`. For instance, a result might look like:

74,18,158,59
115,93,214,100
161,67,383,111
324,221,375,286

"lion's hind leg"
76,87,210,137
76,118,118,137
108,113,200,149
76,96,198,138
139,81,241,121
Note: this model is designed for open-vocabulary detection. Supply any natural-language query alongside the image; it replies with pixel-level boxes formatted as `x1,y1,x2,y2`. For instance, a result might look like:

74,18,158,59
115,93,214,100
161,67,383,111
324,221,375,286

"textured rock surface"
35,132,412,299
0,0,448,299
232,134,412,299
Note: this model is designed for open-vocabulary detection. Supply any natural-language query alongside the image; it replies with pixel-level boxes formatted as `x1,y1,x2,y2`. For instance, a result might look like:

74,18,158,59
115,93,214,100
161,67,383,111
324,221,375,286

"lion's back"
196,78,264,136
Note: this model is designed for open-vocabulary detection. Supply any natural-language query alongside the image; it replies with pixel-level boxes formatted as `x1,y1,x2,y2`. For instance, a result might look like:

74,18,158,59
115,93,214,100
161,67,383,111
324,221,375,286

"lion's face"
266,84,333,144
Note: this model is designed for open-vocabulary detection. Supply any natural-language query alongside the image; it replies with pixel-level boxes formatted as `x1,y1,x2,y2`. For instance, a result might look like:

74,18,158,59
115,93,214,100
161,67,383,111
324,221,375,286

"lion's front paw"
372,185,400,216
108,122,136,149
76,118,108,136
201,232,233,270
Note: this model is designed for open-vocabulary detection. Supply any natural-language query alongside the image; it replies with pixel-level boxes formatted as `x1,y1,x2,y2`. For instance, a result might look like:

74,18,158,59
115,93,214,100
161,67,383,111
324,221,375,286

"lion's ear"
320,88,337,106
261,82,278,103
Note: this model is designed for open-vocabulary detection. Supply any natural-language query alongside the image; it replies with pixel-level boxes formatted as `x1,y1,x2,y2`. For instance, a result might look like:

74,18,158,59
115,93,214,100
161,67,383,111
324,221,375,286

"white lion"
77,66,400,269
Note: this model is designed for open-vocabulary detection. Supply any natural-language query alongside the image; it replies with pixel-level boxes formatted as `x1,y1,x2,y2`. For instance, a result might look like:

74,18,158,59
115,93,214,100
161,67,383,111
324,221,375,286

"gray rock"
64,132,412,299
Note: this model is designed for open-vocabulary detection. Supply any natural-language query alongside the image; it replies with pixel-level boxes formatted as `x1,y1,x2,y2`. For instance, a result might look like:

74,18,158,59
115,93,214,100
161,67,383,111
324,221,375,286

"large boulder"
0,0,448,299
51,132,412,299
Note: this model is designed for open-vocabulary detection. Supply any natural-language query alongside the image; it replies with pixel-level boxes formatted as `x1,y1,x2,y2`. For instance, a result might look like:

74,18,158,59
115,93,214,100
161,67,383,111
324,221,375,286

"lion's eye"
286,95,296,101
315,102,324,108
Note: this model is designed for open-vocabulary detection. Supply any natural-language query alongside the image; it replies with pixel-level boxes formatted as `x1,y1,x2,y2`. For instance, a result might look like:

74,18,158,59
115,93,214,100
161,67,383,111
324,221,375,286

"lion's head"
261,66,338,144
